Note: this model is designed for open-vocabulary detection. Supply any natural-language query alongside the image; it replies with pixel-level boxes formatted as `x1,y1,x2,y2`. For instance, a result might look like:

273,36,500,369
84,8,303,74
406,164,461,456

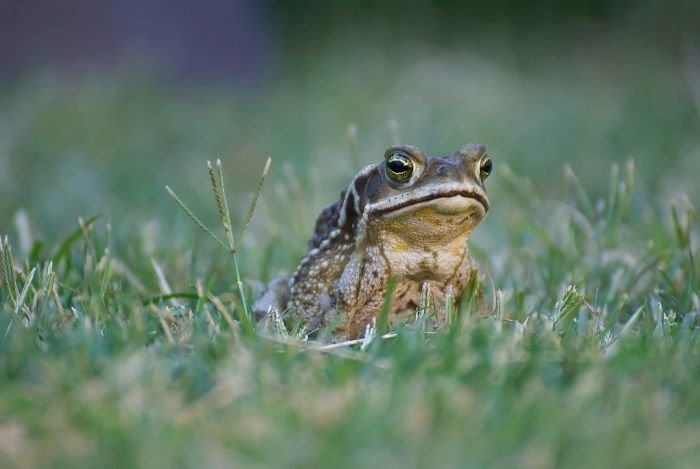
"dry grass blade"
483,265,497,316
563,164,594,218
1,236,19,305
445,285,454,327
51,276,66,319
150,304,175,345
419,281,431,317
259,332,393,368
605,304,646,358
0,236,6,293
35,261,55,319
208,292,239,340
77,216,97,259
151,258,180,307
236,157,271,251
14,267,36,319
165,185,229,251
317,331,398,350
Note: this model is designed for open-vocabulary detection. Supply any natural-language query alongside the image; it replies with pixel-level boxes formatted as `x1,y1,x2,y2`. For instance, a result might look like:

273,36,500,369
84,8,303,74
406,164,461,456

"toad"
255,143,492,338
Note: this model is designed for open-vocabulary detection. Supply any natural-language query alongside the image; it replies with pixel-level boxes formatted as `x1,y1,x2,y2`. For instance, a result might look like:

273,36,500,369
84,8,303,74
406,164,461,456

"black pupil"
388,158,409,173
482,159,492,175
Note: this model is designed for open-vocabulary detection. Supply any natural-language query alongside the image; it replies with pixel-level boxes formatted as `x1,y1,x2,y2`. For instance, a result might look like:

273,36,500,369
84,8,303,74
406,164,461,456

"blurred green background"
2,3,700,467
1,0,698,270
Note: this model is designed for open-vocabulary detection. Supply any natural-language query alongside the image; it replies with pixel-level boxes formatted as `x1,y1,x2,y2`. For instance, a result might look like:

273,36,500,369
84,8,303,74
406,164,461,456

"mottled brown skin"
255,143,492,338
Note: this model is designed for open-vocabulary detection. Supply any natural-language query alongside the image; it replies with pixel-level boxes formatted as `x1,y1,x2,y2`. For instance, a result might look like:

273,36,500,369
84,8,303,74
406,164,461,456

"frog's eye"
385,151,414,183
479,156,493,181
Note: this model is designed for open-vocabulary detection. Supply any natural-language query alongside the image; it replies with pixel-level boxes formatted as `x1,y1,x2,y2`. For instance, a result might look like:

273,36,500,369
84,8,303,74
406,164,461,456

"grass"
1,37,700,467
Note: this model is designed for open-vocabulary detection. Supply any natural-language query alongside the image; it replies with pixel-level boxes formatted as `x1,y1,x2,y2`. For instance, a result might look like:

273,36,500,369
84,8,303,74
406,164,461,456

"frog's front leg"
332,246,390,337
253,275,291,320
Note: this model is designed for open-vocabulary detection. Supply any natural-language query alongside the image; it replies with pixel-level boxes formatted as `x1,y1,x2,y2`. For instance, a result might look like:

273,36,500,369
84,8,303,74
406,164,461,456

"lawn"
1,35,699,467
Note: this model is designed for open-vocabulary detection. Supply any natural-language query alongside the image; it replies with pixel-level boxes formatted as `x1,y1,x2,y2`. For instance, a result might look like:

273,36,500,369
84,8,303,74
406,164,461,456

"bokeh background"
1,0,699,278
3,4,700,466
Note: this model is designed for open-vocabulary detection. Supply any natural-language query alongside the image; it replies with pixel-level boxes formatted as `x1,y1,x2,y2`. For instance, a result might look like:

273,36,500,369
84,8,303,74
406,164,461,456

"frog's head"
345,144,492,246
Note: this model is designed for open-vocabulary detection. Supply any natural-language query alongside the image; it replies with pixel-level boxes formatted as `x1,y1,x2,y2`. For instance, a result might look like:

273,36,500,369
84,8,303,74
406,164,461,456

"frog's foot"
253,275,291,321
301,290,340,338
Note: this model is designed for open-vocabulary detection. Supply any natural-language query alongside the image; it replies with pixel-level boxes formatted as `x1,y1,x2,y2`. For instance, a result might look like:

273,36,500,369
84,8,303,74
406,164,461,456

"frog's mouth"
368,187,490,220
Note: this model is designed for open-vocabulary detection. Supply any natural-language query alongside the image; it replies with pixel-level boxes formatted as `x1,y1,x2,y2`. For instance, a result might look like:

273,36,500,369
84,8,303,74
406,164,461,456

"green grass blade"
52,214,101,265
213,159,235,251
377,276,398,335
142,292,200,305
165,185,229,251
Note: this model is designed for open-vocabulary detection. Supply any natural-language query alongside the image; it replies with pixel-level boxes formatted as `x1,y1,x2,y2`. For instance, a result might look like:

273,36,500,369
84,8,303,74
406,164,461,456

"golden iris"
385,152,414,183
